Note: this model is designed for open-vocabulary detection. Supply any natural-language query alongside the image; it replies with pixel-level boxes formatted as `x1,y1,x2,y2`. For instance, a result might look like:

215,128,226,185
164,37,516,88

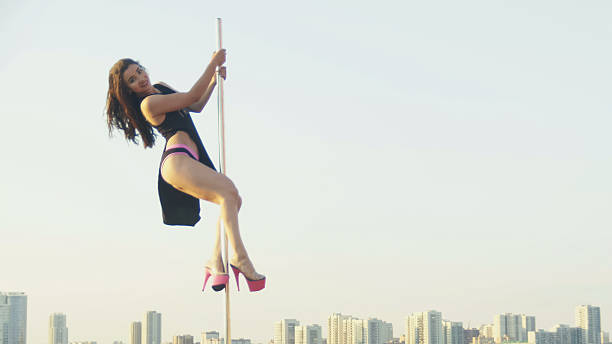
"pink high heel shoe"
203,267,229,292
230,264,266,292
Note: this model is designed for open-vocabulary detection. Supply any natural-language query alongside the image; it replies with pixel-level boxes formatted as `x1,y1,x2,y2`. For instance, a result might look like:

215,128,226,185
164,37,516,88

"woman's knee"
220,181,241,207
222,186,240,205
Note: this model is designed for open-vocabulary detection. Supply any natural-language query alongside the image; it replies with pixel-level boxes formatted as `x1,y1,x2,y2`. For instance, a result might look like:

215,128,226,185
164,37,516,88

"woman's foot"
205,254,226,275
203,254,228,292
229,256,265,281
229,256,265,292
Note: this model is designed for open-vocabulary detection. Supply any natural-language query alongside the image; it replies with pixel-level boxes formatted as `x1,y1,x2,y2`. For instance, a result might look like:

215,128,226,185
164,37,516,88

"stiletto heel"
203,267,229,292
231,265,241,291
202,269,212,291
230,264,266,292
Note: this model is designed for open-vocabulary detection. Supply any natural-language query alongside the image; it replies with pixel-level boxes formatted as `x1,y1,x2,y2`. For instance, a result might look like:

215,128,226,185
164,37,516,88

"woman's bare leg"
162,155,264,280
205,217,225,273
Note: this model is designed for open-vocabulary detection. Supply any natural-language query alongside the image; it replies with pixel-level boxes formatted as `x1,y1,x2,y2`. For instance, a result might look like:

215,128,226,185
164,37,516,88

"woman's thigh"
161,155,236,204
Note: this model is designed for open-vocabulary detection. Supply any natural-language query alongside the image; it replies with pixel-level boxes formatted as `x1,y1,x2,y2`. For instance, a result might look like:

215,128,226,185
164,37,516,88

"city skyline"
2,297,608,344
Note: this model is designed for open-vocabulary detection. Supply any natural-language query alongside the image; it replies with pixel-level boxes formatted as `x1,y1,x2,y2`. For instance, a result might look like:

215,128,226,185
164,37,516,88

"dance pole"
216,17,231,344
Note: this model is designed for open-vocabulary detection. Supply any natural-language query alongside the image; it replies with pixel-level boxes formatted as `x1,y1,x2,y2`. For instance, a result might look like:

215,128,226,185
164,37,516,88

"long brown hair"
106,58,156,148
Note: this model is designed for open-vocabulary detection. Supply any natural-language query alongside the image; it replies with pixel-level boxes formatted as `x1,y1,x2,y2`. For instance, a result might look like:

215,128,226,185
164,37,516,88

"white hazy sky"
1,1,611,344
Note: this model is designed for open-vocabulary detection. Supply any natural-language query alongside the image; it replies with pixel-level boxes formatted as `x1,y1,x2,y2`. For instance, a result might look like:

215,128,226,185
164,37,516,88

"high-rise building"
426,312,443,344
601,332,609,344
569,327,586,344
382,323,393,344
406,311,443,344
0,292,27,344
130,322,142,344
528,330,555,344
406,313,423,344
308,325,323,344
478,325,493,340
144,311,161,344
173,335,194,344
204,332,219,341
494,314,519,343
552,325,572,344
296,325,323,344
49,313,68,344
296,328,306,344
203,331,222,344
329,314,394,344
338,316,393,344
494,314,534,343
494,315,508,344
0,301,9,344
366,318,393,344
275,319,300,344
330,314,350,344
344,318,364,344
575,306,601,344
442,321,463,344
463,329,479,344
523,317,536,333
367,319,382,344
522,316,536,342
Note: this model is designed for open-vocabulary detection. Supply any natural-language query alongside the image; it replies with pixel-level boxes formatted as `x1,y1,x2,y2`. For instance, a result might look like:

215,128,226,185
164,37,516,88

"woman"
105,50,265,292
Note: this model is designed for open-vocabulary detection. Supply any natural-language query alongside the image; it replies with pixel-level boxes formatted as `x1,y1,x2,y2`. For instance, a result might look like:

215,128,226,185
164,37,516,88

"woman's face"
122,63,152,96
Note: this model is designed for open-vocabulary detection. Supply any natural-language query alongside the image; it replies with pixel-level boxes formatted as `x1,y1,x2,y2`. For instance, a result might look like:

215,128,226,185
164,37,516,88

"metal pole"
216,17,231,344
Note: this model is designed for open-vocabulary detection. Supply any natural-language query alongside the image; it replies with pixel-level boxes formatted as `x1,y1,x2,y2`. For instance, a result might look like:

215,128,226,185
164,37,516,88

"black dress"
150,83,217,226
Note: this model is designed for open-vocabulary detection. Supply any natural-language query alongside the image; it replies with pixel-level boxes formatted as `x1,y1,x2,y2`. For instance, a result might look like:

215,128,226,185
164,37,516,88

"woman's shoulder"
155,81,178,93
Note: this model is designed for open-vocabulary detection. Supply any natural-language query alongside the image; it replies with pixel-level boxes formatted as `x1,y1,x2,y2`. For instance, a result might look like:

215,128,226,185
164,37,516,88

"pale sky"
1,1,611,344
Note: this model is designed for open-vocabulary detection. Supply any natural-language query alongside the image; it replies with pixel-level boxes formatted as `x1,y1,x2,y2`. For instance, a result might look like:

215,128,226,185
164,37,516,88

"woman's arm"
188,66,226,113
141,49,226,120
